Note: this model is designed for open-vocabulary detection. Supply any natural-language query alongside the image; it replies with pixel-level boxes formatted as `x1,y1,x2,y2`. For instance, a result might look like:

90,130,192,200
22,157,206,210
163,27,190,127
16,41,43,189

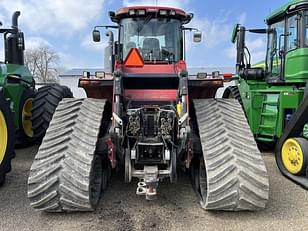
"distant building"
59,68,104,98
59,67,235,98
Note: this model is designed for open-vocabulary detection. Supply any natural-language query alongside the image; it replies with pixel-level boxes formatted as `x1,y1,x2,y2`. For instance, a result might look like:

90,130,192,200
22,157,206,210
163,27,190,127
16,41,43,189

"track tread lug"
28,98,107,212
194,99,269,211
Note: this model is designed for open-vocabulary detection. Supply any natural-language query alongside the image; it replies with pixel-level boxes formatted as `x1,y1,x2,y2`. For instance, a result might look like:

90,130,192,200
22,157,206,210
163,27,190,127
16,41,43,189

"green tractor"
226,0,308,188
0,11,72,185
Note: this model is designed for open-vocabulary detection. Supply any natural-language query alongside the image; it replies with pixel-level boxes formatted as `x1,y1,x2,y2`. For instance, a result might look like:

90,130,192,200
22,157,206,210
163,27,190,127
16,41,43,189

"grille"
146,115,155,137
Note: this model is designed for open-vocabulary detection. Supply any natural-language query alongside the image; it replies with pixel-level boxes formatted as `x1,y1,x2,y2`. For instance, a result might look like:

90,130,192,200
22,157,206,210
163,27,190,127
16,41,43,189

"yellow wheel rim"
282,138,304,174
0,110,8,164
22,98,33,138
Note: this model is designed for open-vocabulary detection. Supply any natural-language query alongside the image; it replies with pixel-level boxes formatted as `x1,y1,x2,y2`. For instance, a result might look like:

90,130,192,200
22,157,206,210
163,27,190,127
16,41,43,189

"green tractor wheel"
15,89,36,146
281,138,308,175
0,92,15,185
31,84,73,140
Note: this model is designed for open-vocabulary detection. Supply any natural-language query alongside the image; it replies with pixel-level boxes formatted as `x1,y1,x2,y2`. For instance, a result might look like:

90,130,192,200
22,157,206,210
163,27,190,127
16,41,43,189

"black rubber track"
28,98,107,212
193,99,269,211
0,92,15,186
31,84,73,140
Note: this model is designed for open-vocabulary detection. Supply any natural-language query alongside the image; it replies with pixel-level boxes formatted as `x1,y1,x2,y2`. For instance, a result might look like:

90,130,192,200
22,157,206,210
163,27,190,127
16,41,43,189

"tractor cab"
266,0,308,83
233,0,308,84
92,7,201,73
81,6,223,100
119,12,183,63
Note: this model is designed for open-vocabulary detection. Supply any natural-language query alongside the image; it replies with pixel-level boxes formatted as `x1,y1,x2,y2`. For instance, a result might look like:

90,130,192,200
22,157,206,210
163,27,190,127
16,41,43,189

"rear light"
138,9,146,15
159,10,168,16
197,72,207,79
79,80,90,85
95,71,106,79
223,73,233,78
212,71,220,78
129,9,135,15
83,71,90,78
170,10,176,16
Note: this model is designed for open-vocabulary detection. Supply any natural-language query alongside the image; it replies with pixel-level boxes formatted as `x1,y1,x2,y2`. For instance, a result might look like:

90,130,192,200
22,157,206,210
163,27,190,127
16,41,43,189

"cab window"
266,20,285,77
287,15,298,51
305,11,308,46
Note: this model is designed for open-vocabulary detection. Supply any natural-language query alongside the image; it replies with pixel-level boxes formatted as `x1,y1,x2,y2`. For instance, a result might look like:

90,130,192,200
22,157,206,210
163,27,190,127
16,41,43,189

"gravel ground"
1,145,308,231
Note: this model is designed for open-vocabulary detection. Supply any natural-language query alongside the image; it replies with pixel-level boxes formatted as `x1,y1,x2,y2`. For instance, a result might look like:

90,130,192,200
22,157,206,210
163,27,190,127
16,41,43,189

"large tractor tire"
31,84,73,140
222,86,243,106
280,138,308,176
0,93,15,185
28,98,110,212
15,88,36,146
192,99,269,211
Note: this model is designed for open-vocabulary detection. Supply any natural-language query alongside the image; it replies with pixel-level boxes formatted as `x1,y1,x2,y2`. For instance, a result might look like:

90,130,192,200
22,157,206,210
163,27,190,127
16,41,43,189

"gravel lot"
1,145,308,231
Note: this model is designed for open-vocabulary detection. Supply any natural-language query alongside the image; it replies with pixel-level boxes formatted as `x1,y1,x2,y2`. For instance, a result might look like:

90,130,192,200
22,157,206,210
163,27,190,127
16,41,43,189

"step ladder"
256,94,279,142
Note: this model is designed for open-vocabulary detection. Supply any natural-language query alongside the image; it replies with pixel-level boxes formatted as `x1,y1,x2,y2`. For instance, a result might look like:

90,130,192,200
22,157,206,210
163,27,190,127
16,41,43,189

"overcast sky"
0,0,287,69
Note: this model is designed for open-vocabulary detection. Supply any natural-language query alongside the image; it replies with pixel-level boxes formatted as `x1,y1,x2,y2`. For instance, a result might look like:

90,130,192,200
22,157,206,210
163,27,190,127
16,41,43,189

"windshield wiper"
137,15,153,33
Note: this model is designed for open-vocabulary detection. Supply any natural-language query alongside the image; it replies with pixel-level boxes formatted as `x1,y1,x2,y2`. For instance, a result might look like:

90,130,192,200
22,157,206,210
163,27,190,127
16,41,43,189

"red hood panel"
117,60,187,75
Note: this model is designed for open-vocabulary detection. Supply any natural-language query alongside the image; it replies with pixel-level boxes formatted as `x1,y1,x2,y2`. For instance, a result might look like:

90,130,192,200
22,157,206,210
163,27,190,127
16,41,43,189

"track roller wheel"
0,93,15,186
281,138,308,175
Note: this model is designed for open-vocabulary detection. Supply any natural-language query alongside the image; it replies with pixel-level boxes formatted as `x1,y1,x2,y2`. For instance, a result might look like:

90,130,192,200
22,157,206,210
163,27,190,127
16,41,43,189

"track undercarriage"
27,5,269,213
192,99,269,210
28,97,269,212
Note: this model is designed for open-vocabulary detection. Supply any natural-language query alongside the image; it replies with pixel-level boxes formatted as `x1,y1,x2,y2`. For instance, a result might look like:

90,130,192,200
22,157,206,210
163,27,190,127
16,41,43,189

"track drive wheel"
31,84,73,140
0,93,15,186
281,138,308,175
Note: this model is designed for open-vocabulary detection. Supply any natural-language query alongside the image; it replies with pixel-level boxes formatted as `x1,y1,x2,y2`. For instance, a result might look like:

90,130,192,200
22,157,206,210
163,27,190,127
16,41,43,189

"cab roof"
266,0,308,24
110,6,193,24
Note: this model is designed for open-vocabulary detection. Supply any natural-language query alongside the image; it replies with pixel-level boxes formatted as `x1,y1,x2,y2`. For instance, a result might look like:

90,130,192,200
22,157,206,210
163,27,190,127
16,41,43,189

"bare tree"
25,45,60,83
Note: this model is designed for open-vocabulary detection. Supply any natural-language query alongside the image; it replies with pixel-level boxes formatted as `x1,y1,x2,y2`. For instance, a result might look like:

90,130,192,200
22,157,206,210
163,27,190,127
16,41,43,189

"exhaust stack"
12,11,21,30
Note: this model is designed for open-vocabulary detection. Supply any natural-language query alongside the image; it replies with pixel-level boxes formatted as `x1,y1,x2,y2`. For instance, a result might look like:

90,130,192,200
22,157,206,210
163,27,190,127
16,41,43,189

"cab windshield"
120,17,183,63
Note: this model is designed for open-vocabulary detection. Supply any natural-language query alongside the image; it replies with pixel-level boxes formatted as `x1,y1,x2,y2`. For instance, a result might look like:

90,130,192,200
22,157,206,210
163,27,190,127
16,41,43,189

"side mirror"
92,30,101,42
0,21,2,27
193,31,202,43
231,24,240,43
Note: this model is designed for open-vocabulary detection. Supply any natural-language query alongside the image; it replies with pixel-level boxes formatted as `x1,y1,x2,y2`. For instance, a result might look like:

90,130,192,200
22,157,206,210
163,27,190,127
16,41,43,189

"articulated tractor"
229,0,308,189
28,6,269,212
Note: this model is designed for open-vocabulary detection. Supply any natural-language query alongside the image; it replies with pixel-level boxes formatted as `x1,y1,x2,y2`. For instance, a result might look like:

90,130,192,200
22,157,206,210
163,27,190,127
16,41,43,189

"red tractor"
27,6,269,212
